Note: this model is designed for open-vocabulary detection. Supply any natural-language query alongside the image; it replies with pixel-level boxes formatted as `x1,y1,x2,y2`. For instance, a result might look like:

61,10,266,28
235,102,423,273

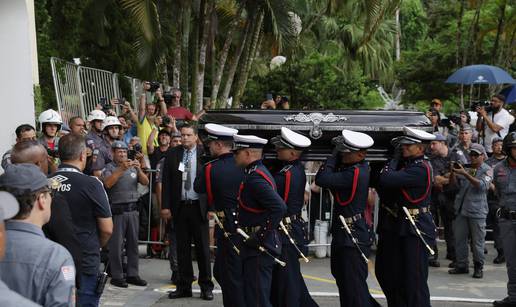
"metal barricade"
50,57,142,122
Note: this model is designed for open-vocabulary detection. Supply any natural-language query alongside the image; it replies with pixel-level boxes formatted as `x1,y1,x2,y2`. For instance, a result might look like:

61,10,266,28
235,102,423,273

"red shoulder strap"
205,163,214,206
238,182,266,213
283,170,291,203
401,161,431,204
334,167,359,206
255,169,276,190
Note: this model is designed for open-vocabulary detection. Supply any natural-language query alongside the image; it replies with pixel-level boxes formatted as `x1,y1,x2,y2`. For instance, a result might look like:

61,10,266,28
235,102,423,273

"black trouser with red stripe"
332,243,379,307
271,241,318,307
241,246,275,307
376,231,431,307
213,229,246,307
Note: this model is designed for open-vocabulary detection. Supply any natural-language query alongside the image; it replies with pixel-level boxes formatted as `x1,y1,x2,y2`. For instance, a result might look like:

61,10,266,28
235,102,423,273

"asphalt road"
100,241,505,306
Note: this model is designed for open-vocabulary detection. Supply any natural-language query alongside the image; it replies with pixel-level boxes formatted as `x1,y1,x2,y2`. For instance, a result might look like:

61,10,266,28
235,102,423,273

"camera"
146,81,160,92
163,92,174,105
450,161,471,170
47,148,59,158
470,101,492,113
161,115,171,127
128,143,142,160
99,97,111,111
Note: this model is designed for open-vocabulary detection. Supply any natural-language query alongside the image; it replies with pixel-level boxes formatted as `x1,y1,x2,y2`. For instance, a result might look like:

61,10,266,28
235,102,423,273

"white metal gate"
50,57,141,123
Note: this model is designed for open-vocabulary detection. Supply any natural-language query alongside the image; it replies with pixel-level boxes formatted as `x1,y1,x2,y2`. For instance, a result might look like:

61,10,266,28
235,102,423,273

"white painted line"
153,287,497,303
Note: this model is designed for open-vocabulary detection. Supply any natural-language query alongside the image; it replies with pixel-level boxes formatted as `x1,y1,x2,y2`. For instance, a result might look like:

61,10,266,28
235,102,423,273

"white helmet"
102,116,122,131
38,109,62,131
87,109,106,122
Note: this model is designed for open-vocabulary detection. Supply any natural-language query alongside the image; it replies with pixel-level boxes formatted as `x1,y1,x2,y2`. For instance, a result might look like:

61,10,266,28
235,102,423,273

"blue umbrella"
445,64,516,85
500,85,516,104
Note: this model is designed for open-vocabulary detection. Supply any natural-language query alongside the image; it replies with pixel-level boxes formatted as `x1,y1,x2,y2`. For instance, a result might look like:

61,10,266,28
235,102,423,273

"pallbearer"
233,134,287,307
270,128,318,307
194,124,245,307
377,127,436,307
315,130,379,307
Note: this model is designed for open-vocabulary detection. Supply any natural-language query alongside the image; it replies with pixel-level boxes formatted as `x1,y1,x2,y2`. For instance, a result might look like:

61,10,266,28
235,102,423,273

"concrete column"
0,0,38,170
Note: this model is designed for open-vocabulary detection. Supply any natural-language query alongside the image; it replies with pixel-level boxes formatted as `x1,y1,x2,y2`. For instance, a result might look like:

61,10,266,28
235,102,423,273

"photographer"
428,133,463,267
137,82,167,156
165,88,207,125
102,141,149,288
476,94,515,154
448,143,493,279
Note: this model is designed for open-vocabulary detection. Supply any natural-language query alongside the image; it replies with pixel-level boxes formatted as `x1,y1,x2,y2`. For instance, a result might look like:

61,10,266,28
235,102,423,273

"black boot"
494,249,506,264
473,261,483,279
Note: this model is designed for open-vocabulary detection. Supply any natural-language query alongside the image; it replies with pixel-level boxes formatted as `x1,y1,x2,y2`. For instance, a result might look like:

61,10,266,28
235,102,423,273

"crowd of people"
0,84,515,307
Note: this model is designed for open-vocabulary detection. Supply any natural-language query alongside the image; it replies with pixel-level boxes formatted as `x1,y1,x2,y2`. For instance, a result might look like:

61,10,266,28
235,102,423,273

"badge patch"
61,265,75,281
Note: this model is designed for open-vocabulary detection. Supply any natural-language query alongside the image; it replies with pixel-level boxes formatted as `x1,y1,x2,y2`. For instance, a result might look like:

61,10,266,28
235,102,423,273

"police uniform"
428,133,463,264
269,127,317,307
377,127,436,307
0,191,41,307
485,139,506,264
193,124,246,306
316,130,379,307
234,134,286,307
50,163,112,306
91,116,122,174
85,110,107,175
493,132,516,307
102,141,147,287
0,164,76,306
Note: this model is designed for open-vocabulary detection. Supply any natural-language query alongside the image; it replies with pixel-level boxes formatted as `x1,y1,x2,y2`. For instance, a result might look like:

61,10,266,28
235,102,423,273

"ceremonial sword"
212,214,240,255
279,221,309,263
236,228,286,267
338,215,369,264
402,207,435,255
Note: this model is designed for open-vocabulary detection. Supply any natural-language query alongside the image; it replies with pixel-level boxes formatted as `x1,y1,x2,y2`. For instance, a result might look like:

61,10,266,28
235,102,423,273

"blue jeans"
77,273,100,307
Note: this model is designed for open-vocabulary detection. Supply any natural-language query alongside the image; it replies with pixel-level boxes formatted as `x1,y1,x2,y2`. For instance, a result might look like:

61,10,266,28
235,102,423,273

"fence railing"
50,57,141,123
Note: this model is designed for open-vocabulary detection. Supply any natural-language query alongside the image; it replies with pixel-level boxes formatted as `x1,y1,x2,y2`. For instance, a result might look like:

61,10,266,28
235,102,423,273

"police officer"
84,110,107,175
486,137,507,264
49,133,113,307
0,164,76,306
376,127,436,307
493,132,516,307
91,116,123,177
233,134,286,307
428,133,463,267
0,191,41,307
193,123,245,306
86,110,107,147
316,129,379,307
269,127,317,307
102,141,149,287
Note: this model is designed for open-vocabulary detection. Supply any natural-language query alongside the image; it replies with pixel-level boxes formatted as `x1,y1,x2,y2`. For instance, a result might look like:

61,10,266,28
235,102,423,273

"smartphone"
266,93,273,101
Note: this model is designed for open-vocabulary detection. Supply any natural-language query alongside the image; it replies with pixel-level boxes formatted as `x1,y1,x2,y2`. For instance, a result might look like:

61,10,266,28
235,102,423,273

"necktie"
184,150,192,191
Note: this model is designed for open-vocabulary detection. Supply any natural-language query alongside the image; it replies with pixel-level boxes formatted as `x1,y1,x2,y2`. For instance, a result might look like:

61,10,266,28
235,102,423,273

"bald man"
10,140,83,288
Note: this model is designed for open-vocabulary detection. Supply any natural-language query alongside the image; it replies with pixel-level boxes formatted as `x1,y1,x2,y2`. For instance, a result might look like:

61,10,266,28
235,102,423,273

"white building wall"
0,0,38,170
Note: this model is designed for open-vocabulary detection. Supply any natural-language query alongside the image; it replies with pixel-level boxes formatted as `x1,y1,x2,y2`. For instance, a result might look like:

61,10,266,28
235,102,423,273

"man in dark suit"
161,124,214,301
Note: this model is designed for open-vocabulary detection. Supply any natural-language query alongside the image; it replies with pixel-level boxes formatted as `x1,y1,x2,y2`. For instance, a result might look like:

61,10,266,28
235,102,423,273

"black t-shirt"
49,164,112,275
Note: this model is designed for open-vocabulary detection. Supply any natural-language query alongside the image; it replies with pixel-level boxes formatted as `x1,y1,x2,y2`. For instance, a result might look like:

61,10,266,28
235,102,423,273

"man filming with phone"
101,141,149,288
476,94,514,155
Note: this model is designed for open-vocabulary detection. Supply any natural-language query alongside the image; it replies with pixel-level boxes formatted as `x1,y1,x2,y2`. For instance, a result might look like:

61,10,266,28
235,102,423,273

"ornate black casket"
198,109,431,162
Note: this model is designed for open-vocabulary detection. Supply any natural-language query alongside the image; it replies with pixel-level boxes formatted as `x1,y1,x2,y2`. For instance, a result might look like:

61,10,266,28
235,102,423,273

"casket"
198,109,431,162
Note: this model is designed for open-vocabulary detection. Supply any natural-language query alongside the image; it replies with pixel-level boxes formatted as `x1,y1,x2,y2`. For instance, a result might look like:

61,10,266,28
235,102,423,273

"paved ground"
100,241,506,306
